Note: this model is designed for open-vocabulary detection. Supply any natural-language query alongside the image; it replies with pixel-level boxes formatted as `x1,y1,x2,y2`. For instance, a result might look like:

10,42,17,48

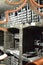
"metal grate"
7,3,41,26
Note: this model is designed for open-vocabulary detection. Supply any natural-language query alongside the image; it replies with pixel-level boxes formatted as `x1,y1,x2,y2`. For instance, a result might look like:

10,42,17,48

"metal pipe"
31,0,43,8
5,0,27,21
0,0,27,24
0,0,17,24
29,0,43,16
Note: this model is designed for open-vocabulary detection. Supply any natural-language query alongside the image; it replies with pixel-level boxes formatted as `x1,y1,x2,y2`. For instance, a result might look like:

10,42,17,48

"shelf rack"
4,22,43,65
